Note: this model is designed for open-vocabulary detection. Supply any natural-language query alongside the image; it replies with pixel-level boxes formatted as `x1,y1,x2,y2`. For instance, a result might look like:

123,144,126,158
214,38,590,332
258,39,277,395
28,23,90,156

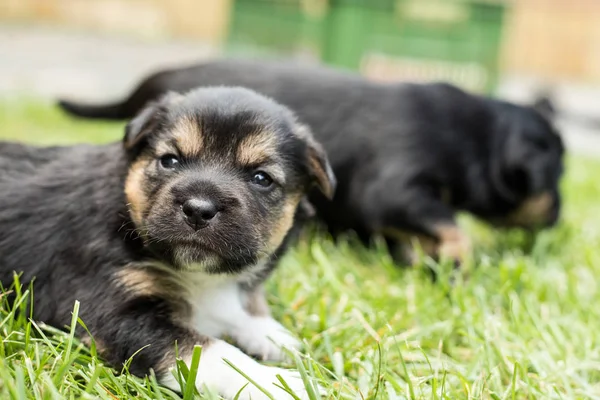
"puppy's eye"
250,171,273,188
159,154,180,170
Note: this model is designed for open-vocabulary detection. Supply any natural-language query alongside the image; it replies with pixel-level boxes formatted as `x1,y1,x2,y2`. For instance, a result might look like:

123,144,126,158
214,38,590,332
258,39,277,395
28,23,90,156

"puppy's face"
493,100,564,228
123,88,335,273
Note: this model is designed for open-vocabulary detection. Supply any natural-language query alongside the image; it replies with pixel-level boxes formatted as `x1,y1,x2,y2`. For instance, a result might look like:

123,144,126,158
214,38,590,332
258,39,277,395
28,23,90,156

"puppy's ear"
295,197,317,222
124,92,182,151
295,123,337,199
532,89,556,121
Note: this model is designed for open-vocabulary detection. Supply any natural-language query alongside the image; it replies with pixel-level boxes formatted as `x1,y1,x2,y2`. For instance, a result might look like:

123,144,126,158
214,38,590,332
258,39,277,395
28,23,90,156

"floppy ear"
124,92,182,151
295,123,337,199
307,138,336,199
532,89,556,121
296,197,316,221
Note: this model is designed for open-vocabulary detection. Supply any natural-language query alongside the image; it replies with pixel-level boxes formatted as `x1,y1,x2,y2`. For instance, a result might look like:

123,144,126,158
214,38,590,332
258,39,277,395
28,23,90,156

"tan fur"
173,117,204,157
267,194,302,253
308,151,334,198
433,224,472,262
381,228,437,263
242,285,271,317
382,224,471,263
115,268,165,297
81,335,107,356
236,131,278,166
503,191,553,227
154,140,177,156
294,123,335,199
113,266,190,315
124,157,152,226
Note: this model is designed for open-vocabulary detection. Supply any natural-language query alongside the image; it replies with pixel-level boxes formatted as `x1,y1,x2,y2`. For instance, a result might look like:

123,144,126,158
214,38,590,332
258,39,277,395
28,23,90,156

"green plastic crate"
226,0,507,93
226,0,327,61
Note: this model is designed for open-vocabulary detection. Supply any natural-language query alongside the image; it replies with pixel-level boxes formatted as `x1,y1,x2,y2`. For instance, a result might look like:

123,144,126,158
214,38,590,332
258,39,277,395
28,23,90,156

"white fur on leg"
231,316,302,361
161,340,310,400
185,276,301,361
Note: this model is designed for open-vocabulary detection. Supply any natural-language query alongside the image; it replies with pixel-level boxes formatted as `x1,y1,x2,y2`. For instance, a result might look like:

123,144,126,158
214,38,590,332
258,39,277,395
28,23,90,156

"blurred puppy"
58,59,565,264
0,87,335,399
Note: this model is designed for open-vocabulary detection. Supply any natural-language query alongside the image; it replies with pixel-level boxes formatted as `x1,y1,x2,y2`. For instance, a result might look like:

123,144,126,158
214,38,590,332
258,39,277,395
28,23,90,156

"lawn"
1,99,599,399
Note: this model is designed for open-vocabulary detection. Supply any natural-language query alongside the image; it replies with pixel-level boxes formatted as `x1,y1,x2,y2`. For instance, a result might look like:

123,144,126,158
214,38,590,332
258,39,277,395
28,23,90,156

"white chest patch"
178,270,301,362
186,274,244,337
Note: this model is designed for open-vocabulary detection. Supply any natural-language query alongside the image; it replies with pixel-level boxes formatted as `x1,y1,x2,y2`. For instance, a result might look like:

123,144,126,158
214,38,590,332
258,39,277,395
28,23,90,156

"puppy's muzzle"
171,176,241,232
182,198,219,230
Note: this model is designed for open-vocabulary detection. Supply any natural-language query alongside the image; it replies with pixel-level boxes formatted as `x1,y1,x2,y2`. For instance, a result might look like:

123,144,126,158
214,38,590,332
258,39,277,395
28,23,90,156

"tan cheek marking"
124,158,151,227
504,192,553,227
173,117,203,157
267,194,302,253
236,131,278,166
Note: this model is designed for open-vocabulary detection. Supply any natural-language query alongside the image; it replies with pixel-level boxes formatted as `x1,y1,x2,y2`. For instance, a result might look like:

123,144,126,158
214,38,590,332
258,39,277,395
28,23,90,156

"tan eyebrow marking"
236,130,278,167
172,117,203,157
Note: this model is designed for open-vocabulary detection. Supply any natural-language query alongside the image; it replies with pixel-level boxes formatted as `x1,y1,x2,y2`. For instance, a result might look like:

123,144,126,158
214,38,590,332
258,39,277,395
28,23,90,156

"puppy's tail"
57,98,131,120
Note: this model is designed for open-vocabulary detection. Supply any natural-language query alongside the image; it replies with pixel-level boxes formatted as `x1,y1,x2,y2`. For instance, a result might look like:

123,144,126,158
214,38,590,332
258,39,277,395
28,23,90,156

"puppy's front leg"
238,283,302,361
192,282,301,362
99,307,307,400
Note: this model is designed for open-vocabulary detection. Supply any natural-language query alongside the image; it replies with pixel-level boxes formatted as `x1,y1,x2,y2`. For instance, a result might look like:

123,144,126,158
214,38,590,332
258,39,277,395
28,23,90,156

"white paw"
160,340,324,400
194,341,315,400
233,317,302,361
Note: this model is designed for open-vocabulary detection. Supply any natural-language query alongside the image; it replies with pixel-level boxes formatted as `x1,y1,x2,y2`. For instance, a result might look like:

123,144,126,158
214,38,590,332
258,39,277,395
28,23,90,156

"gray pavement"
0,25,216,100
498,76,600,158
1,25,599,156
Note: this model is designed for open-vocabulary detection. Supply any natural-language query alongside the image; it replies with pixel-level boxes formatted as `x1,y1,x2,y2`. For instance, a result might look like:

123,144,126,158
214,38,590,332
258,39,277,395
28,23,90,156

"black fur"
1,87,333,379
58,59,565,260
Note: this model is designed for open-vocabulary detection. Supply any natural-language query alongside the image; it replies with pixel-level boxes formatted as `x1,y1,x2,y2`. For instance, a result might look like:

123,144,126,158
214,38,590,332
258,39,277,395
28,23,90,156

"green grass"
1,99,600,399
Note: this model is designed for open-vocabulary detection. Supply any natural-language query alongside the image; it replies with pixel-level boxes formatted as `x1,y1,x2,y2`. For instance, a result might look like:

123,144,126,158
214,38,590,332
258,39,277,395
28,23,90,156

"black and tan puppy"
0,87,335,399
58,59,565,263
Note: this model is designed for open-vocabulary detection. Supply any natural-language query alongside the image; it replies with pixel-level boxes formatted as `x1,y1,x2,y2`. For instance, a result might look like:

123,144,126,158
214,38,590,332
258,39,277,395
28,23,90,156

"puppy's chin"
492,191,557,230
142,210,263,272
173,243,260,274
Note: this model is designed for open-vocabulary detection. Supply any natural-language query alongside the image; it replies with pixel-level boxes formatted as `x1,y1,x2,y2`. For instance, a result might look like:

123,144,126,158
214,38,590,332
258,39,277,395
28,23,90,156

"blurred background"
1,0,599,154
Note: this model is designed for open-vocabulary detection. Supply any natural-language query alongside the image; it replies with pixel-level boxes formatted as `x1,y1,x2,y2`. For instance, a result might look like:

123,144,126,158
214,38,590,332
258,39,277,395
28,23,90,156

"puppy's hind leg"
364,186,471,266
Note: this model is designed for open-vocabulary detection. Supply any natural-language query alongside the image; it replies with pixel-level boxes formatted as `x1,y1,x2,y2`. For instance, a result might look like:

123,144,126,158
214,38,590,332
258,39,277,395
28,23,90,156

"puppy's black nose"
182,198,218,230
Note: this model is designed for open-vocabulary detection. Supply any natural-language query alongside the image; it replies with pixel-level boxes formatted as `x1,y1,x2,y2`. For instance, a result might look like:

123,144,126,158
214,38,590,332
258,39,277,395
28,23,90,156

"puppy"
0,87,335,399
58,59,565,264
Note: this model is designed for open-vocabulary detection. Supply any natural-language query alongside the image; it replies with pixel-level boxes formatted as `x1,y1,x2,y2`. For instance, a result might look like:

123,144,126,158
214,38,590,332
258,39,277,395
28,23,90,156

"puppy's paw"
234,316,302,361
185,341,317,400
435,224,472,265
